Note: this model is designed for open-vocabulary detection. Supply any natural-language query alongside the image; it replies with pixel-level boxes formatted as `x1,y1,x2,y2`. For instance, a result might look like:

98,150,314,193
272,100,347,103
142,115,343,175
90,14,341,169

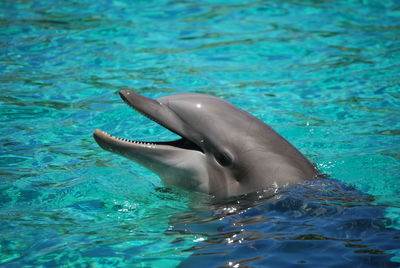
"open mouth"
93,90,203,153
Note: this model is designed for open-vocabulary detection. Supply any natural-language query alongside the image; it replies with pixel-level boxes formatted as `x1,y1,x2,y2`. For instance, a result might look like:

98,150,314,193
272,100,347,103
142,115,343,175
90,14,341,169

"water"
1,0,399,266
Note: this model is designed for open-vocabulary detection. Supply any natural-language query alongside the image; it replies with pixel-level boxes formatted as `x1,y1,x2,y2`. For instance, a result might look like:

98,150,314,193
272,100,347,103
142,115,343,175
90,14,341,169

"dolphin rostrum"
93,90,319,197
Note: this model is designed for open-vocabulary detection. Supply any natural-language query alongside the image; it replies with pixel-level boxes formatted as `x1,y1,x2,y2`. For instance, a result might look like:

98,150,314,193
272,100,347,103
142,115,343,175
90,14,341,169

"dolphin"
93,90,319,197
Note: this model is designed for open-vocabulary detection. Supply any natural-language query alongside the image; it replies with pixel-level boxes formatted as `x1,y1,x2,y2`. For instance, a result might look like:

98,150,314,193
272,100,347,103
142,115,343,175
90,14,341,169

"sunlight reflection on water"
1,0,399,266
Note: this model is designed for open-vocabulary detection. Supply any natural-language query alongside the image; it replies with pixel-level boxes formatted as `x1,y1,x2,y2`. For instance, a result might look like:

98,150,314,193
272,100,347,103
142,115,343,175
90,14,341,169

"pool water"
1,0,399,267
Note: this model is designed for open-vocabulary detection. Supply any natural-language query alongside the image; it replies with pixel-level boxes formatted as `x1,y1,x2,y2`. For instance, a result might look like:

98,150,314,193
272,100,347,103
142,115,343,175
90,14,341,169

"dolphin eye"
215,152,232,167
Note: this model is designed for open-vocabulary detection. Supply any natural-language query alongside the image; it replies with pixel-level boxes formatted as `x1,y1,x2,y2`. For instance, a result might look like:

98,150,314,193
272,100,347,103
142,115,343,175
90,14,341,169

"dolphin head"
94,90,318,197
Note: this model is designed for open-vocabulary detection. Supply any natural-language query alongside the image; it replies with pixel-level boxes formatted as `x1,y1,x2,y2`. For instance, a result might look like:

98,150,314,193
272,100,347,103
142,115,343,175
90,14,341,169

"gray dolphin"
93,90,319,197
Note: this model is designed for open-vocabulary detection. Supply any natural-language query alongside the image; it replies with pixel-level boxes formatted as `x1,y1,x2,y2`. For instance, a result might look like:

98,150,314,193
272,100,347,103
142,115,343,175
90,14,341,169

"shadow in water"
167,179,400,267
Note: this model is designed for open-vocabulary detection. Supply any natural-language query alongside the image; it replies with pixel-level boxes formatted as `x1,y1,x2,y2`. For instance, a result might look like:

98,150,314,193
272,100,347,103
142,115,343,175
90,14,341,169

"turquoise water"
1,0,400,266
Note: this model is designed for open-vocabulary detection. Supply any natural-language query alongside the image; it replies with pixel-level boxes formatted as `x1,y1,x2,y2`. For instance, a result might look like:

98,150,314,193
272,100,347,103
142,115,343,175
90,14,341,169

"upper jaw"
93,90,203,154
118,90,185,138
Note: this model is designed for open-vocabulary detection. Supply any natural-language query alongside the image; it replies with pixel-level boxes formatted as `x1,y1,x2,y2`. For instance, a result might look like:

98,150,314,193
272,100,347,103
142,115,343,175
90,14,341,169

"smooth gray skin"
93,90,318,197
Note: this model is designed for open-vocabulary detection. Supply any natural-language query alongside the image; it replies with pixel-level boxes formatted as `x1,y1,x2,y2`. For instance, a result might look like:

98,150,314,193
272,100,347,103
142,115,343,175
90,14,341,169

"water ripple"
1,0,399,266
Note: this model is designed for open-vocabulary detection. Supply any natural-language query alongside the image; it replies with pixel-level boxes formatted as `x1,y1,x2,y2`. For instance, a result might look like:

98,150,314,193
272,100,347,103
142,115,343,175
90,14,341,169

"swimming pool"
1,0,399,266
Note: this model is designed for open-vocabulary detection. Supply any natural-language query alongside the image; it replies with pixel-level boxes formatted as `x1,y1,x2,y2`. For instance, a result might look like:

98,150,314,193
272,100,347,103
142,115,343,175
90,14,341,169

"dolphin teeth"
99,129,156,148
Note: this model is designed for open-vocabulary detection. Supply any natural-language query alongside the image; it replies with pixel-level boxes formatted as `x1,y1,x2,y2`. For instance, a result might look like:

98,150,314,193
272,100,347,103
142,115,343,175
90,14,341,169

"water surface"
1,0,399,266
